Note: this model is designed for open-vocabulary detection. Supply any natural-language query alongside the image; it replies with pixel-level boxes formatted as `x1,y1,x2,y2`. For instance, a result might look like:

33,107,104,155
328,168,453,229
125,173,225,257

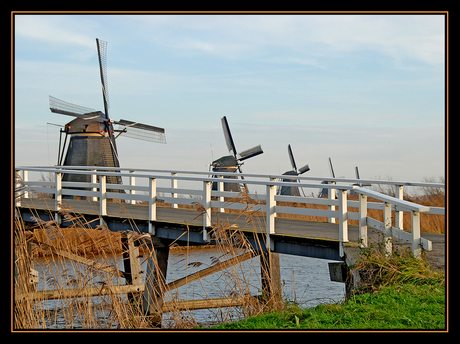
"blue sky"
14,13,446,185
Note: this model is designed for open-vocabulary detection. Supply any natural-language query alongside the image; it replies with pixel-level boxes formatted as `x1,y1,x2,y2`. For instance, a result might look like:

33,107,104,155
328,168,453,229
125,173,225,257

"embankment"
207,246,446,330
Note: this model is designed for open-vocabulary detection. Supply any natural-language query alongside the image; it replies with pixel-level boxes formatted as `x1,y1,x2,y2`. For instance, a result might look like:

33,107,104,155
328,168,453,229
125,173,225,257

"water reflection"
33,248,345,328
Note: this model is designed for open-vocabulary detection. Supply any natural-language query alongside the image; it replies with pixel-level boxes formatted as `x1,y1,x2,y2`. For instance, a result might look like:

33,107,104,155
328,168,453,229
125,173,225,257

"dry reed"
13,190,281,329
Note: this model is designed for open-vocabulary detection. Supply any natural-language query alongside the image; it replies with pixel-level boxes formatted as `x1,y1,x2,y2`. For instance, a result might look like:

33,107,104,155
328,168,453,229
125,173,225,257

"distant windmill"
353,166,372,188
350,166,372,195
49,38,166,196
211,116,263,192
318,157,336,198
277,144,310,196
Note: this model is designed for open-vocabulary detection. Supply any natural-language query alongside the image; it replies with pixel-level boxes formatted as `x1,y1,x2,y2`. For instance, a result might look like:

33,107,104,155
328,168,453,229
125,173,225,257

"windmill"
318,157,336,198
353,166,371,188
211,116,263,192
49,38,166,197
277,144,310,196
350,166,372,195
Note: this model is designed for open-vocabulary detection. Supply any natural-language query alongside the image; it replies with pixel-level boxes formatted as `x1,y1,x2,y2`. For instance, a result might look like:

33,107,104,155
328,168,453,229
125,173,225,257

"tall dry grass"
13,192,280,329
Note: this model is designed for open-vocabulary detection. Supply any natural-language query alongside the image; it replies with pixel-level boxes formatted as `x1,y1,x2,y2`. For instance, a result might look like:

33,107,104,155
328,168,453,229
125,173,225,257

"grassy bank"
209,283,445,330
207,247,446,330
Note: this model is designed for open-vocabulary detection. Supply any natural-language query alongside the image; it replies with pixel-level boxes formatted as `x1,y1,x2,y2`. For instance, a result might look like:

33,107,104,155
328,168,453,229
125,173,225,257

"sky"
13,13,446,189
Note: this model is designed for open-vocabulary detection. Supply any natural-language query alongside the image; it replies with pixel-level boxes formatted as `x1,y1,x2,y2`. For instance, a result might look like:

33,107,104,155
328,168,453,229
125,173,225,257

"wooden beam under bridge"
15,285,252,312
15,251,257,305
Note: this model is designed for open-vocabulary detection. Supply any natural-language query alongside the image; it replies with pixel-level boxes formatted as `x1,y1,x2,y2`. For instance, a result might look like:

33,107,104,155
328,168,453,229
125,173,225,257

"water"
32,249,345,328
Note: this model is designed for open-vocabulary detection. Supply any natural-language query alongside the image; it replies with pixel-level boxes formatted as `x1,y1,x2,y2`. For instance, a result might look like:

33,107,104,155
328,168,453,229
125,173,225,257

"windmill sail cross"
298,164,310,174
239,145,263,161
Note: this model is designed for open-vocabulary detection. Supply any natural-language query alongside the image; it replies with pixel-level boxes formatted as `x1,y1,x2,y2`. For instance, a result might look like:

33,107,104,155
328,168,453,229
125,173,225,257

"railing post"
129,171,136,205
270,177,278,218
15,170,22,207
218,175,224,213
203,181,212,241
338,189,348,257
358,193,368,248
91,170,98,202
328,181,336,223
22,170,29,199
148,178,157,234
99,175,107,225
383,202,392,256
394,185,403,231
411,211,422,258
171,172,178,209
266,184,276,251
55,172,62,224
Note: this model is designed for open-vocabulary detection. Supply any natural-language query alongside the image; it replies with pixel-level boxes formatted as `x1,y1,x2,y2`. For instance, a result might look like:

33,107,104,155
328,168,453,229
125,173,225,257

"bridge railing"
15,166,444,258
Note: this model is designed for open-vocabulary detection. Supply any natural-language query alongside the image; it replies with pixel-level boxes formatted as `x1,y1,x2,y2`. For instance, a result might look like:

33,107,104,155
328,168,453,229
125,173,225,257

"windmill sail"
288,144,297,172
319,158,336,198
354,166,371,187
115,119,166,144
96,38,110,117
48,38,167,200
211,116,263,192
221,116,237,155
49,96,102,120
239,145,263,161
278,144,309,196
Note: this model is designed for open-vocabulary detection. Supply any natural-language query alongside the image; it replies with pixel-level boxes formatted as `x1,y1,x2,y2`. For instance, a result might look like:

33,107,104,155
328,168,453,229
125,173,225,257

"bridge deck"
17,198,444,266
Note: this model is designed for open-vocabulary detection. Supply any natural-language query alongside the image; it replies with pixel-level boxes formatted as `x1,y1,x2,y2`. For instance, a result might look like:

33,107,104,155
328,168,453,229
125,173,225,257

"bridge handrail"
17,165,445,189
15,166,444,258
14,166,354,190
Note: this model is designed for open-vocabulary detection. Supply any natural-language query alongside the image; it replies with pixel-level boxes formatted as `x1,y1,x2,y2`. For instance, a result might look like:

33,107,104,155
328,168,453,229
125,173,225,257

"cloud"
15,15,95,49
127,14,445,66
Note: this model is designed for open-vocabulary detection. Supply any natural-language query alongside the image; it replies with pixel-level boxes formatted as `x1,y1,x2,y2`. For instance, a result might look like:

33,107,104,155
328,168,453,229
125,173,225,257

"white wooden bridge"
15,165,445,259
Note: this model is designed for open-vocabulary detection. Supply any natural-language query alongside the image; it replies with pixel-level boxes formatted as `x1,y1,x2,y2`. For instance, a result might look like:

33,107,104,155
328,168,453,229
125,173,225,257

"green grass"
205,246,446,330
208,283,445,330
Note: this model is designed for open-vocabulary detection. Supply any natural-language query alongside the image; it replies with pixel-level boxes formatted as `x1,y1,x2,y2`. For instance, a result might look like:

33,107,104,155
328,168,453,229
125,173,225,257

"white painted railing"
15,166,445,258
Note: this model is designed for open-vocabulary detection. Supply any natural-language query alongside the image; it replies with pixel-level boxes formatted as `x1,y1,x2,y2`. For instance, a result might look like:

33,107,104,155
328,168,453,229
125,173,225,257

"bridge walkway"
17,197,444,268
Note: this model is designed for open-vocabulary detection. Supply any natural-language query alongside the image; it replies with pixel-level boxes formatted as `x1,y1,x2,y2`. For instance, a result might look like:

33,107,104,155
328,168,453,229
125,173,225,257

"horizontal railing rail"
15,166,444,258
20,165,445,188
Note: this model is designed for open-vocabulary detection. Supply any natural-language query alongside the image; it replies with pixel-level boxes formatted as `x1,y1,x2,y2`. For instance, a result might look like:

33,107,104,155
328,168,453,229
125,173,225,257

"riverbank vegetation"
208,245,446,330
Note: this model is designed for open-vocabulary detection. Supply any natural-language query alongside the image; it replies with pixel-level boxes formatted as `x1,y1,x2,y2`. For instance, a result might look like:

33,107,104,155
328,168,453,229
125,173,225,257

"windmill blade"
49,96,105,120
114,119,166,144
96,38,110,118
287,144,297,172
298,164,310,174
238,145,263,161
355,166,371,187
328,157,336,178
221,116,237,156
354,166,362,187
